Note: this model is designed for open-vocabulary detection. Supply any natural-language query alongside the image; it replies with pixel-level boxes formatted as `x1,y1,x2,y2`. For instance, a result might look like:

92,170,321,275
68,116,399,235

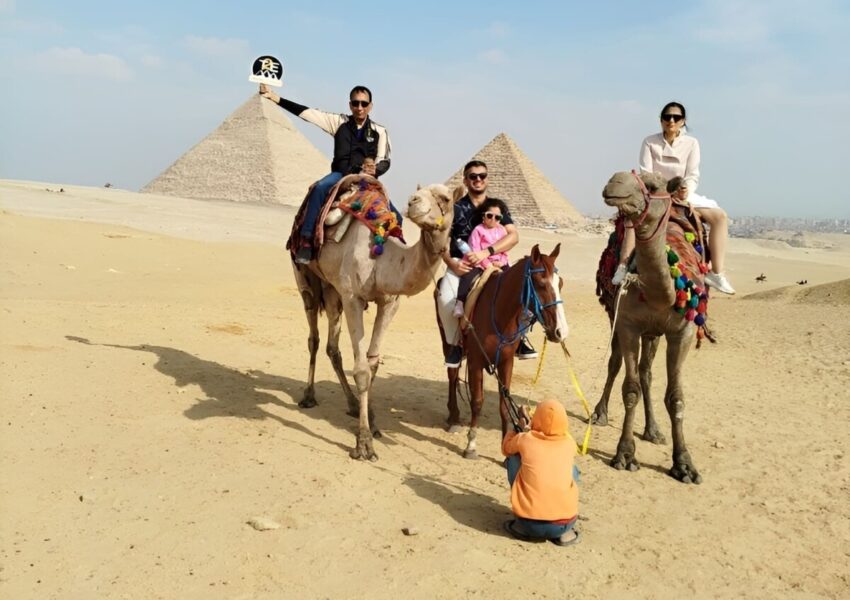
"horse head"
528,244,569,343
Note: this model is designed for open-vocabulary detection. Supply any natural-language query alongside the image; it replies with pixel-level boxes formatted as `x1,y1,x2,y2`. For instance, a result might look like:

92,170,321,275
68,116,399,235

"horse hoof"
372,429,382,439
299,396,318,409
463,449,479,460
446,424,463,434
591,411,608,426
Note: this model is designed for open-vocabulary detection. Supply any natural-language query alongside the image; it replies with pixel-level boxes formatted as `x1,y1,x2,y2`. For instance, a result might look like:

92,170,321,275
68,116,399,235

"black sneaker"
444,345,463,369
294,242,313,265
517,338,538,360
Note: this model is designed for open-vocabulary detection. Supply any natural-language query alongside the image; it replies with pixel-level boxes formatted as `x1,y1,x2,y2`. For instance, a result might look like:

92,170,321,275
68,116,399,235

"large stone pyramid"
142,94,329,206
445,133,584,227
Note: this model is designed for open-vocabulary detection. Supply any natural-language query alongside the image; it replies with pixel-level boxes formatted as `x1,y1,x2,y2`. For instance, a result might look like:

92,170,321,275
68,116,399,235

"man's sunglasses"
466,173,488,181
661,114,684,122
484,212,502,222
350,100,371,108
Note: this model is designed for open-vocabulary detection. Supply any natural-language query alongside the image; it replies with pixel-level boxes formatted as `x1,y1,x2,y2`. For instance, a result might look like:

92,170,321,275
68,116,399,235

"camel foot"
446,423,463,434
298,392,318,409
669,460,702,484
590,409,608,426
641,424,667,445
349,433,378,462
611,452,640,472
462,448,479,460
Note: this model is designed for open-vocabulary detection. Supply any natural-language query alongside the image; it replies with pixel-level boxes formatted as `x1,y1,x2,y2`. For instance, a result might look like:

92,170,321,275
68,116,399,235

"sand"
1,180,849,599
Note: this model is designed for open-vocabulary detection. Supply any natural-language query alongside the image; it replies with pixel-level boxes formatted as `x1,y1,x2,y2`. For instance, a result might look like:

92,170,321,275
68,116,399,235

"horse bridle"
624,170,672,243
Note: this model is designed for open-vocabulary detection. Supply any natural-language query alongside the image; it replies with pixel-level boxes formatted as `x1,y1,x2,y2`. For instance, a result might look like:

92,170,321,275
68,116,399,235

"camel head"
405,184,462,233
603,171,668,223
529,243,569,343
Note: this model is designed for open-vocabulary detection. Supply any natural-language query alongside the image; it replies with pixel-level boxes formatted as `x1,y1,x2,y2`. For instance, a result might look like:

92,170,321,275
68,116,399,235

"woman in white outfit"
613,101,735,294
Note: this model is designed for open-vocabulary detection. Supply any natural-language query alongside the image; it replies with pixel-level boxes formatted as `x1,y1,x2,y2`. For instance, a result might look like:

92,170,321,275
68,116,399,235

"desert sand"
1,180,849,599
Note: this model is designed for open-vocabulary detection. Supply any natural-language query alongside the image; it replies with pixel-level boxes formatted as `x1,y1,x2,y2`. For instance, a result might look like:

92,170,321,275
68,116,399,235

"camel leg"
463,364,485,459
639,335,666,444
341,297,376,461
664,331,702,484
592,330,621,426
297,281,322,409
364,297,400,438
611,329,641,472
323,286,358,415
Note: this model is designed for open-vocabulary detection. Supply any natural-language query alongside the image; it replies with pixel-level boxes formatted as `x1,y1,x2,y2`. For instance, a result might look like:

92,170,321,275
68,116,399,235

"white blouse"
638,132,701,195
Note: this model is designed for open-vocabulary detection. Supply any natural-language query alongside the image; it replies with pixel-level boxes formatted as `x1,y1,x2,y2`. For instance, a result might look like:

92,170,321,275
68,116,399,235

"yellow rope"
531,337,593,455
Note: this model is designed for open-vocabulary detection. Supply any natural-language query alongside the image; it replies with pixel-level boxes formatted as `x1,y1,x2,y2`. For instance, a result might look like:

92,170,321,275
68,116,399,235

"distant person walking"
613,102,735,295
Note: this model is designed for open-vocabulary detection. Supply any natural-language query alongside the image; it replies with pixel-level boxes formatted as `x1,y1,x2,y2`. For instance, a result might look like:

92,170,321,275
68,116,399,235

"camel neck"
633,225,675,308
378,226,449,296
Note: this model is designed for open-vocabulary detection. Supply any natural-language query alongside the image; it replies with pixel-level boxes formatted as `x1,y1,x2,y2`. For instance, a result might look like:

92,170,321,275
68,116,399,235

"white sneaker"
611,263,628,286
704,271,736,295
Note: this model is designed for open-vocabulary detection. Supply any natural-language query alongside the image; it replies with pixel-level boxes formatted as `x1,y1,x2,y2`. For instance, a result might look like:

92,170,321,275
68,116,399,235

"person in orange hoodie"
501,399,580,546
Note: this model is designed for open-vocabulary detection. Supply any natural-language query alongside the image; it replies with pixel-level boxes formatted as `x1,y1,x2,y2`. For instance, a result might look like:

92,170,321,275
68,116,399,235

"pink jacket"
468,224,509,269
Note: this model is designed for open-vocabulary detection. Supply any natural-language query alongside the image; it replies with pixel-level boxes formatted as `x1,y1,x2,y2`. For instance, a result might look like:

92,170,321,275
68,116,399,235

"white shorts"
689,193,720,210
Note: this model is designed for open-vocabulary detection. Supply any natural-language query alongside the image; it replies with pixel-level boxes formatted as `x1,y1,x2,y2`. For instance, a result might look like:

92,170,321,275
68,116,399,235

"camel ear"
530,244,541,263
416,183,422,191
550,243,561,259
451,185,464,204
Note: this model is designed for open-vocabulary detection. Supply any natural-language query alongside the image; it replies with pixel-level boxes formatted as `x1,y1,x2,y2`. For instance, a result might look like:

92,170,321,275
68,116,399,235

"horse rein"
624,170,672,244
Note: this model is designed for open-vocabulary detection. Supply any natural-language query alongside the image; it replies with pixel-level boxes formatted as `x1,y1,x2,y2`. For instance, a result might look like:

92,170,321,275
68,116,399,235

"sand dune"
1,181,849,600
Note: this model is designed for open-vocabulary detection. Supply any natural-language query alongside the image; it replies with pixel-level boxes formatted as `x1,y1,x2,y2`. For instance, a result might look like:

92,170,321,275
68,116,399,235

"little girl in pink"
453,198,510,317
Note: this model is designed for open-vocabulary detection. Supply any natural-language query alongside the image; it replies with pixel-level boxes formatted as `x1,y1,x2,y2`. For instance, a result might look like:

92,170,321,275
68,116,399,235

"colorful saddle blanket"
595,203,713,345
337,179,404,258
286,175,403,260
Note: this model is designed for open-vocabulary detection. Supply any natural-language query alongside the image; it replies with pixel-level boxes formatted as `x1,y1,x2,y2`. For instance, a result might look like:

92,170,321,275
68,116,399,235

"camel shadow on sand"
65,336,514,457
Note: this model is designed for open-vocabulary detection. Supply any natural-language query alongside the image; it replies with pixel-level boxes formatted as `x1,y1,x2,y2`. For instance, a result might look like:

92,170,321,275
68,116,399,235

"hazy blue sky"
1,0,848,218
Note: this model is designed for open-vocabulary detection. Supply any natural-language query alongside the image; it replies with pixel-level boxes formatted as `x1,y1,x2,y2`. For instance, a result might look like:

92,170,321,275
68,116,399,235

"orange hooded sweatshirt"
501,400,579,521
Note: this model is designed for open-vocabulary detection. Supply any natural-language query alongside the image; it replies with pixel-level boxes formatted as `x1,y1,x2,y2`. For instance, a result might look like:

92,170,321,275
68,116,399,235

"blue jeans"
301,172,344,239
506,454,578,539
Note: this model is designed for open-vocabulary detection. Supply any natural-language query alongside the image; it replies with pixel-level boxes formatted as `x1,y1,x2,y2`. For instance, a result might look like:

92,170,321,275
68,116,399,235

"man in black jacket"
260,84,392,263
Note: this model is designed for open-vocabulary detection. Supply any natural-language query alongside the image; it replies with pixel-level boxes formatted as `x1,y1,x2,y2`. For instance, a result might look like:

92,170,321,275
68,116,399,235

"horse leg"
341,297,376,461
611,329,641,472
364,297,400,438
592,330,621,426
463,363,484,459
639,335,666,444
496,354,515,439
323,286,358,415
446,366,462,433
664,331,702,483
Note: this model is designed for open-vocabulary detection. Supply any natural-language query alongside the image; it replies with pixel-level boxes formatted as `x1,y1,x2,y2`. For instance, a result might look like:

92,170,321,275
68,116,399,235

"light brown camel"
293,178,461,461
600,171,702,484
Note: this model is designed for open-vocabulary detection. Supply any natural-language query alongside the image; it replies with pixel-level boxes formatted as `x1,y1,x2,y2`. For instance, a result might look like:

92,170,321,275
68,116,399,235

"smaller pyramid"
445,133,585,227
142,95,329,206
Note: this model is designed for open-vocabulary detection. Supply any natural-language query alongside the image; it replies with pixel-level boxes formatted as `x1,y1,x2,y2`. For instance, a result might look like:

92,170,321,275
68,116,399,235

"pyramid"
445,133,584,227
142,95,329,206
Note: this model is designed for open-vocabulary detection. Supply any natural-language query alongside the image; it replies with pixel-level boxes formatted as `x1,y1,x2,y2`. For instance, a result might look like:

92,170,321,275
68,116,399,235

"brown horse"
436,244,569,458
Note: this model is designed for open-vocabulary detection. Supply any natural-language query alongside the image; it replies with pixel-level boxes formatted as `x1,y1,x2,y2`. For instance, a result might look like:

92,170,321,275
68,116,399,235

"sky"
1,0,849,218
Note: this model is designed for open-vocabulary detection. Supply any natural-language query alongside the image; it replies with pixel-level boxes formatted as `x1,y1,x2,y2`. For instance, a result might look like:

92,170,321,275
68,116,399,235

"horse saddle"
461,264,501,328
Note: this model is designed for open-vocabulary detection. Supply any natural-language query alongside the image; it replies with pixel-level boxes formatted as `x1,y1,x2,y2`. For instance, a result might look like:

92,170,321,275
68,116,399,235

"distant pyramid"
445,133,584,227
142,95,329,206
